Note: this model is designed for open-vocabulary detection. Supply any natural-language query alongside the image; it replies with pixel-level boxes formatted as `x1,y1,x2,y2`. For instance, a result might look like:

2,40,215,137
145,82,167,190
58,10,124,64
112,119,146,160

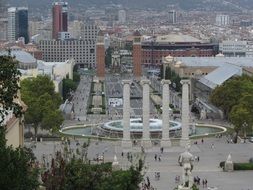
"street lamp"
242,122,248,140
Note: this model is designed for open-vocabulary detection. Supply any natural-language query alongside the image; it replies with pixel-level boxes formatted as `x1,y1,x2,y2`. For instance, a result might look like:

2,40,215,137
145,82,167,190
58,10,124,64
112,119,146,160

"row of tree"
210,75,253,142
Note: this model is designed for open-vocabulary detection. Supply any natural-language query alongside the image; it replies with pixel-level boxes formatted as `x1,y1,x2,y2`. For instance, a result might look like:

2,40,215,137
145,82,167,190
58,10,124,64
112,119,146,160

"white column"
180,80,191,147
121,80,132,149
141,79,152,148
161,80,171,148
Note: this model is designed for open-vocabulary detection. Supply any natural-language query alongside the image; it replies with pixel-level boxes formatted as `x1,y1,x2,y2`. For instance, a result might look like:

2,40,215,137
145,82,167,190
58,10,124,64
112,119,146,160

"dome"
216,53,225,57
164,55,173,62
0,49,37,70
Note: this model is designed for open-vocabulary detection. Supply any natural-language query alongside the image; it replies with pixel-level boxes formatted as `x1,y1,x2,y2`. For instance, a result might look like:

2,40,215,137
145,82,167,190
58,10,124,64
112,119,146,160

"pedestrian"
160,147,164,154
205,179,208,187
154,154,157,161
201,138,204,144
121,152,124,157
158,155,161,162
197,156,200,162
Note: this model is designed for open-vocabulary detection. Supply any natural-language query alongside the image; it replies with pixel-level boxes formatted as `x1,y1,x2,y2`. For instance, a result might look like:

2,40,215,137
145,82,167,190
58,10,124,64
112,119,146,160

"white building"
58,32,70,40
39,39,96,68
7,7,17,42
118,10,126,24
219,40,253,57
216,14,229,26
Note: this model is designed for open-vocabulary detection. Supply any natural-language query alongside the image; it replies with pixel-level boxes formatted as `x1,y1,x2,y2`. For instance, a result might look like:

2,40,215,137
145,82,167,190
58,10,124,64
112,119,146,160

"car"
207,187,218,190
249,137,253,143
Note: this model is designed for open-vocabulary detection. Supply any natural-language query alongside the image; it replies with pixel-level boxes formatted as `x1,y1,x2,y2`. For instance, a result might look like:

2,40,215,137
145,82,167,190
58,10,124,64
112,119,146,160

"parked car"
249,137,253,143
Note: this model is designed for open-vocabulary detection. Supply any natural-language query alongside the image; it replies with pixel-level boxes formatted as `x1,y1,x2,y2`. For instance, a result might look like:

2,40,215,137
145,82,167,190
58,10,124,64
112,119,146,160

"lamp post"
242,122,248,140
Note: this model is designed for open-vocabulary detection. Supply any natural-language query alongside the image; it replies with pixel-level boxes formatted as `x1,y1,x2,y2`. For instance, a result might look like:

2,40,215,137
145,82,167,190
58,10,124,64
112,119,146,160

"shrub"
233,163,253,170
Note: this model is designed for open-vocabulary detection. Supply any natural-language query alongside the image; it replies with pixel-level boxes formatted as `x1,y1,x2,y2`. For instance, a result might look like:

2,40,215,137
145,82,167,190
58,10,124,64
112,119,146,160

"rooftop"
156,34,201,43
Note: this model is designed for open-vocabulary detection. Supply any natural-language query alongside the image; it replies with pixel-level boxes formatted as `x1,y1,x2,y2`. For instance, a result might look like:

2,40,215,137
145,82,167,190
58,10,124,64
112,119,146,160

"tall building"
52,2,68,40
0,4,8,41
168,10,177,24
132,31,142,79
216,14,229,26
7,7,17,42
7,7,29,43
118,10,126,24
96,31,105,80
17,7,29,44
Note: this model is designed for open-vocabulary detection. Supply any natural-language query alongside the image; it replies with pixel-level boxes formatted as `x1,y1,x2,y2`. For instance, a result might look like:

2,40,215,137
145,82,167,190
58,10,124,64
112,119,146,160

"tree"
21,75,63,137
0,55,39,189
229,104,252,143
210,75,253,118
0,55,22,123
62,78,77,100
42,153,143,190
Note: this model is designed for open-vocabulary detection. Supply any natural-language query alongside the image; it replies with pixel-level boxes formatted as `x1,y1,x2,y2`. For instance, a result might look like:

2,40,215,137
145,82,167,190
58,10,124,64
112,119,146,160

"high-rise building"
216,14,229,26
0,3,8,41
17,7,29,44
52,2,68,39
118,10,126,24
168,10,177,24
7,7,17,42
7,7,29,43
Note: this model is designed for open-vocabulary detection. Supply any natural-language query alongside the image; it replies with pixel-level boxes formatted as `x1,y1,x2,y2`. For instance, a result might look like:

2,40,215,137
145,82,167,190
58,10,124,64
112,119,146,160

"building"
7,7,29,43
168,10,177,24
0,5,8,41
216,14,229,26
39,39,96,67
140,34,218,65
118,10,126,24
17,7,29,44
52,2,68,40
7,7,17,42
219,40,253,57
81,23,99,41
3,105,26,148
0,46,37,69
96,31,105,80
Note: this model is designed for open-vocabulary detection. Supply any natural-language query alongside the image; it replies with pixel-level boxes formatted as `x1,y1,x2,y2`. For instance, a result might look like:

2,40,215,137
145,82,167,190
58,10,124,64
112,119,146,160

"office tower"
7,7,29,43
168,10,177,24
118,10,126,24
52,2,68,39
216,14,229,26
7,7,17,42
17,7,29,44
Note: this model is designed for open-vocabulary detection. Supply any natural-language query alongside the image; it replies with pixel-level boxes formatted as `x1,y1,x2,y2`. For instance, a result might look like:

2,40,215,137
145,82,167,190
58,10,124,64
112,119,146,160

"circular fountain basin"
60,119,227,140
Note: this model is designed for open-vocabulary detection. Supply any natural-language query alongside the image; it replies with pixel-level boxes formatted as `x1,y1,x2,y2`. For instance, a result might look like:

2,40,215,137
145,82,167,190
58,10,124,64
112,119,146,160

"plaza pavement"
27,136,253,190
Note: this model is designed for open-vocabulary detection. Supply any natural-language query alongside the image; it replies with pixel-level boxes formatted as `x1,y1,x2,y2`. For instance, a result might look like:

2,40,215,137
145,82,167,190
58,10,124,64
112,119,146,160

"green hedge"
234,163,253,170
219,161,253,170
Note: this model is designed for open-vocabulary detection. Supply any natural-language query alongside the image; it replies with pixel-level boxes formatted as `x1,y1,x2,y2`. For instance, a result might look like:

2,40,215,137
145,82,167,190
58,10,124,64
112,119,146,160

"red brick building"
96,31,105,80
132,31,142,79
138,34,219,65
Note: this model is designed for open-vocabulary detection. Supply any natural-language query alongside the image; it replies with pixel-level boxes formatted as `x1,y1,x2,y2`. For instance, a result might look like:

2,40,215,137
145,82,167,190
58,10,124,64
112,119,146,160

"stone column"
141,79,152,148
161,80,171,148
180,80,191,147
121,80,132,149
